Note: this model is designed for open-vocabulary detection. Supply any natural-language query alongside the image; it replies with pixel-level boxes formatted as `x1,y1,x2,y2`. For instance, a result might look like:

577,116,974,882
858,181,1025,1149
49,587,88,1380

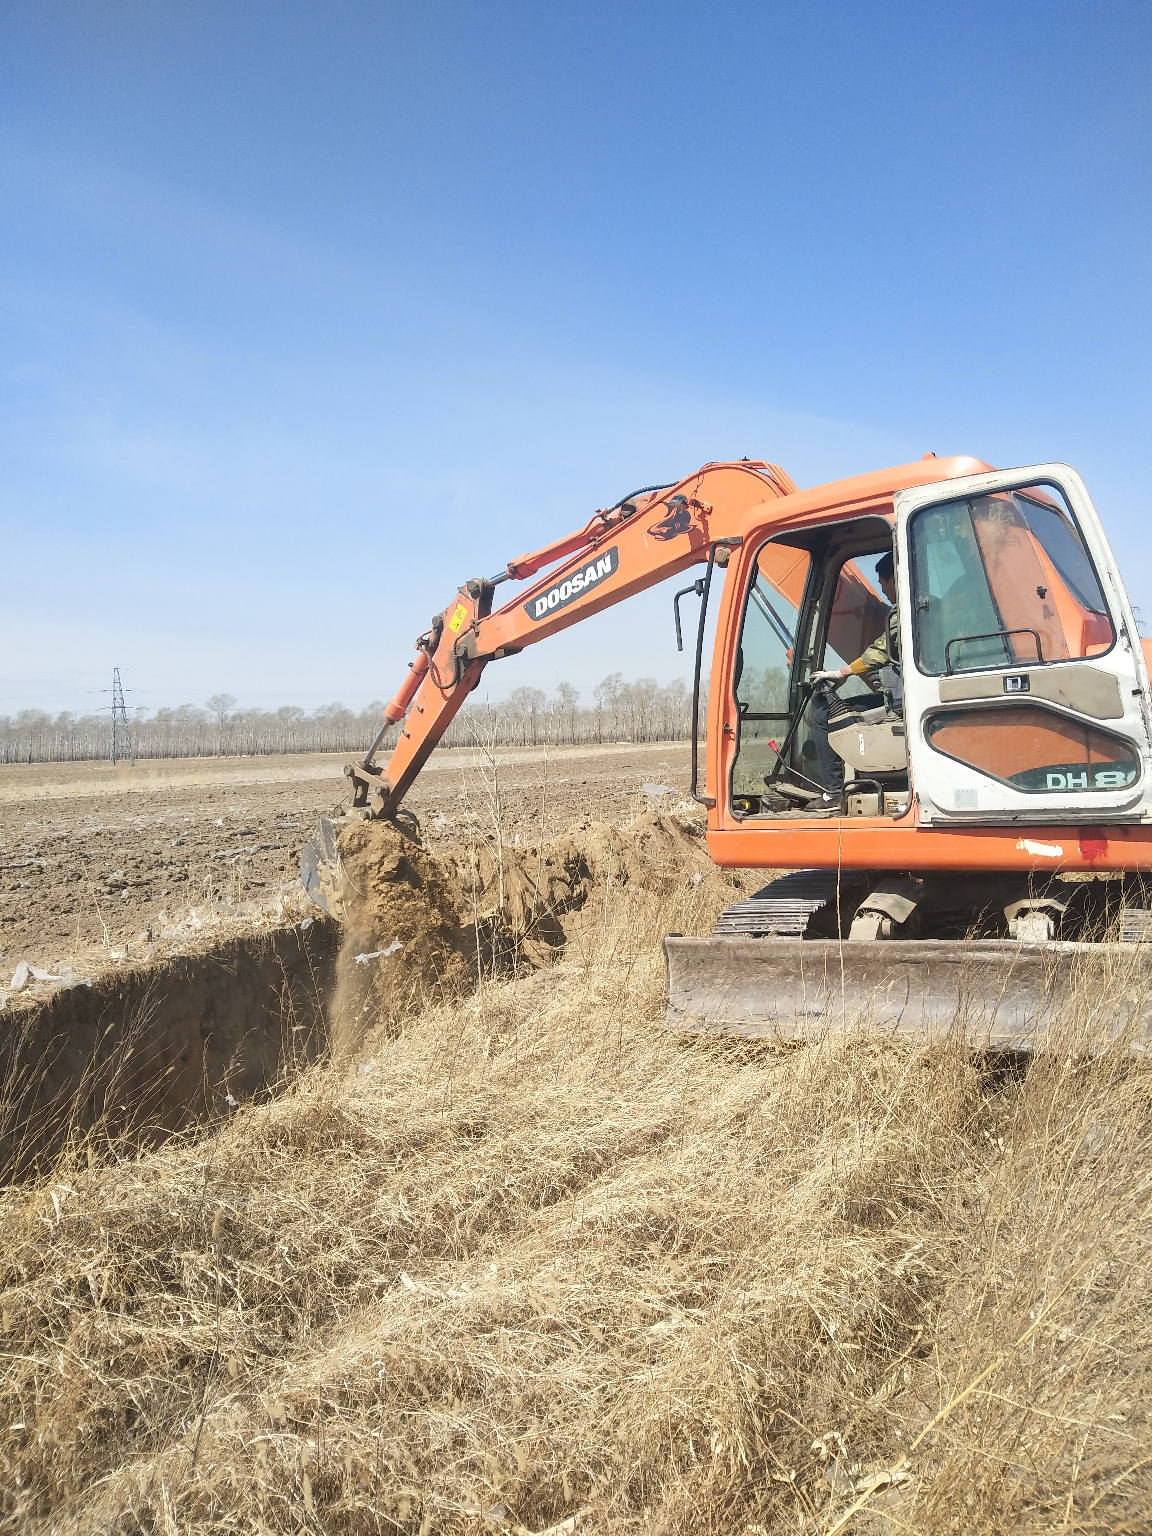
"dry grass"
2,852,1151,1534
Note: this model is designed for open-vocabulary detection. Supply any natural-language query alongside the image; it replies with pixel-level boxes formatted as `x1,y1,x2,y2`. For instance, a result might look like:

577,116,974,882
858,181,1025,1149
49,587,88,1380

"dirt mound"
563,805,714,890
448,836,579,965
444,808,744,964
331,810,749,1047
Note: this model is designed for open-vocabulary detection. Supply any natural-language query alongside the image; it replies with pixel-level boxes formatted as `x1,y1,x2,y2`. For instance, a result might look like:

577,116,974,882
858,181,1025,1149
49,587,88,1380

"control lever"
763,679,816,787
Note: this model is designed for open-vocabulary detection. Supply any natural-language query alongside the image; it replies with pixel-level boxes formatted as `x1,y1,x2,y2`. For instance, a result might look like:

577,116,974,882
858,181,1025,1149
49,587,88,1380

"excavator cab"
721,463,1151,832
894,464,1148,826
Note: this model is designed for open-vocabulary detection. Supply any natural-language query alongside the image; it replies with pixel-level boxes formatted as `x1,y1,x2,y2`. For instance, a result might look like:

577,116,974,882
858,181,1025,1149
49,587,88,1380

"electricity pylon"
110,668,133,764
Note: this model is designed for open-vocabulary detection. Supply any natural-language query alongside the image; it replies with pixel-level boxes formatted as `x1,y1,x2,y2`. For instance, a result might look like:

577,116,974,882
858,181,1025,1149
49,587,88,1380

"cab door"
893,463,1152,825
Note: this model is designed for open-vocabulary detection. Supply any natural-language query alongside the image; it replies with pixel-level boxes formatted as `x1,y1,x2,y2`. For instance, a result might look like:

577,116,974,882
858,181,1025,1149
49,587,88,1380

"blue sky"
2,0,1150,716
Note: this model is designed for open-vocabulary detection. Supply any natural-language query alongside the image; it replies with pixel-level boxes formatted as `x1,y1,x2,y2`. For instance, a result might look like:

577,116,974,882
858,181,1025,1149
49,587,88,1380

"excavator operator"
808,551,900,807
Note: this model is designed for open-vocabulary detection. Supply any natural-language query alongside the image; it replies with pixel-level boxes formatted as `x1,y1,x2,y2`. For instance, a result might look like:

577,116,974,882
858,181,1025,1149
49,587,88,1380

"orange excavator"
303,454,1152,1048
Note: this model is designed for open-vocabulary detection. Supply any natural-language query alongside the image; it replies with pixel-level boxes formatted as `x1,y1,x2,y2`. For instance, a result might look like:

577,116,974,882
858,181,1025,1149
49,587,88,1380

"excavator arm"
346,460,799,820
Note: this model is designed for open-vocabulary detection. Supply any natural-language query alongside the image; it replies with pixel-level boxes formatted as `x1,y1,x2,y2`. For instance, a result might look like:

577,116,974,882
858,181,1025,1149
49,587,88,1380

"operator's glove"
810,670,843,684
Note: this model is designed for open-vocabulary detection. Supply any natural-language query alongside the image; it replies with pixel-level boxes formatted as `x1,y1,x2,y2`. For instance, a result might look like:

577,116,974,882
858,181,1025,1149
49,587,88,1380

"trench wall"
0,921,338,1178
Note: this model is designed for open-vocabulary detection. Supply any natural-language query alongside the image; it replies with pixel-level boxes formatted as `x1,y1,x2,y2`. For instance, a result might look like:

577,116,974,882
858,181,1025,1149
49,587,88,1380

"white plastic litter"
354,940,404,964
642,783,672,797
9,962,63,991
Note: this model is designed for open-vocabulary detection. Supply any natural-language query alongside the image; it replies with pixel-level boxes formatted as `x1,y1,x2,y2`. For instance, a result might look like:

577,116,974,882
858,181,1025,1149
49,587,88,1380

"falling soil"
329,819,474,1055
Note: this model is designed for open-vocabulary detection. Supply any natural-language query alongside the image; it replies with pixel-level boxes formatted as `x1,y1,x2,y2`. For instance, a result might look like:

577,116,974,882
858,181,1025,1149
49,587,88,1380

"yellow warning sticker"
448,603,468,634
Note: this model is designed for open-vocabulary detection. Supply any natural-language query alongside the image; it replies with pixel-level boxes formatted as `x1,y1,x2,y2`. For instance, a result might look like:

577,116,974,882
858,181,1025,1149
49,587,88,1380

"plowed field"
0,743,692,988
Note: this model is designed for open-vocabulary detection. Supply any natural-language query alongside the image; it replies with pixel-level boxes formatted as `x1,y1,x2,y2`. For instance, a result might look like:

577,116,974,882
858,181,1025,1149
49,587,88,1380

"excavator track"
710,869,870,938
1119,910,1152,943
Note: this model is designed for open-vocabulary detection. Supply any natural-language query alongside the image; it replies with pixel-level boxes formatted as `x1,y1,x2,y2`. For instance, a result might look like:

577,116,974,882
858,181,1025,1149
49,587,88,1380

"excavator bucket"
300,805,425,920
664,935,1152,1050
299,816,347,921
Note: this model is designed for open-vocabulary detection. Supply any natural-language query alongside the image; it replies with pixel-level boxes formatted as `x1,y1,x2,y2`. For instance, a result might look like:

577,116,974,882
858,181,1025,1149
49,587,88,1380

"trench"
0,808,728,1181
0,921,339,1179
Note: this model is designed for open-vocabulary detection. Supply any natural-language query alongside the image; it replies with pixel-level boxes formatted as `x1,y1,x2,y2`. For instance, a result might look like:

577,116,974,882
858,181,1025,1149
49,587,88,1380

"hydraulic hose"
609,481,676,511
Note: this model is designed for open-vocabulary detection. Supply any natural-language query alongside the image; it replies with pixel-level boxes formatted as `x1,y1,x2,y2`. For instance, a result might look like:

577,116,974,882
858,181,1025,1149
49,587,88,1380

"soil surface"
0,742,693,989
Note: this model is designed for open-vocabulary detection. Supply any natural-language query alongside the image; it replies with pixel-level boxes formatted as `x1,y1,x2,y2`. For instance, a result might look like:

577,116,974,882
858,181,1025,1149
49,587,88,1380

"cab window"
731,543,809,796
910,483,1114,675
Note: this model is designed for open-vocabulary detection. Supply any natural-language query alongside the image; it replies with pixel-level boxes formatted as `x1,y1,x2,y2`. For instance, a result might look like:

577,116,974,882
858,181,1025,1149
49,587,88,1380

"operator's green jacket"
847,604,900,685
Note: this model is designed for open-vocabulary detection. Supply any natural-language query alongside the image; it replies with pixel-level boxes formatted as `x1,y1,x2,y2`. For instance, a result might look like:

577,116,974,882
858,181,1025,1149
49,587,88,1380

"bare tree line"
0,675,704,764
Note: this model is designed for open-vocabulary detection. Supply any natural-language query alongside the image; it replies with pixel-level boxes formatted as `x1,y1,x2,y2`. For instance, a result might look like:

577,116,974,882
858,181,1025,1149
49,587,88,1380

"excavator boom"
346,461,797,820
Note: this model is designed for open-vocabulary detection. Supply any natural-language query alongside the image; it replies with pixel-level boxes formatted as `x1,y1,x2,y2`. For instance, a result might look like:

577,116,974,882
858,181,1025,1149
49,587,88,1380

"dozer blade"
664,936,1152,1052
299,816,347,920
